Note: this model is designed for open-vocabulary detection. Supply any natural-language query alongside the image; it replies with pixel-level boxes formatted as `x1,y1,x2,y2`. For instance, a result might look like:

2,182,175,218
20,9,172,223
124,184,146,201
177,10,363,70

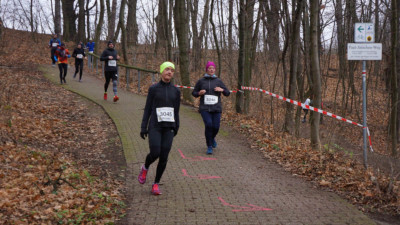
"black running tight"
75,60,83,80
58,63,68,82
145,127,175,183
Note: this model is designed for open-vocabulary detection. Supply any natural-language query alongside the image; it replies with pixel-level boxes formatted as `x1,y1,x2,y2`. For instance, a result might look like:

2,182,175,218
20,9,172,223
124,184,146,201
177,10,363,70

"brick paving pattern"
44,65,375,225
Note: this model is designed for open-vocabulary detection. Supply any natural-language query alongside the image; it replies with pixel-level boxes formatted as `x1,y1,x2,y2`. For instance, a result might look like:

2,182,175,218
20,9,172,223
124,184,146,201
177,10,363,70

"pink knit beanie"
205,61,216,71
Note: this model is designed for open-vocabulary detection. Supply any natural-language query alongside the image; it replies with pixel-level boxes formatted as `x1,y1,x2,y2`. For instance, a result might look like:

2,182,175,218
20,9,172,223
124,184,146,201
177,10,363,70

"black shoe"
63,78,66,83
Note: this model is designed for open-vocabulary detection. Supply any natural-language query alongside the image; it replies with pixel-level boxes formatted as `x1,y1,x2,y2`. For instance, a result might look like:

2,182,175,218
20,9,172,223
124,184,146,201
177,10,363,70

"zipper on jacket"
208,79,211,112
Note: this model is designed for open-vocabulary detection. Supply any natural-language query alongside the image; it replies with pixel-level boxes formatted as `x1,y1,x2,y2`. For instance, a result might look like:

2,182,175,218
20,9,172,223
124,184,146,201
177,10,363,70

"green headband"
160,62,175,74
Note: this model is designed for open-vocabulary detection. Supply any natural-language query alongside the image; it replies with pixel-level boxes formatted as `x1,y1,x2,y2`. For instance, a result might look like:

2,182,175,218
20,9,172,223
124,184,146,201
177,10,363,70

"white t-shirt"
303,98,311,109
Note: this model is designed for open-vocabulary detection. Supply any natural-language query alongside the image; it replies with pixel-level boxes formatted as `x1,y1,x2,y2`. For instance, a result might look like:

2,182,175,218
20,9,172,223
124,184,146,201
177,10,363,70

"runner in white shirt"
302,98,311,123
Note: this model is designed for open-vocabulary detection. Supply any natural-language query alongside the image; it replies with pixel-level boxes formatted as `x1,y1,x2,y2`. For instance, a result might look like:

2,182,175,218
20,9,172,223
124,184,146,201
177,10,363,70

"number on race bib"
108,60,117,67
52,43,58,47
77,54,83,59
156,107,175,122
204,95,218,105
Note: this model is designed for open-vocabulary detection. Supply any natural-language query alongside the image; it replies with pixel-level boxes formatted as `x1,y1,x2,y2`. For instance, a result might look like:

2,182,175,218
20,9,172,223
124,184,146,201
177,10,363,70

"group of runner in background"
48,34,120,102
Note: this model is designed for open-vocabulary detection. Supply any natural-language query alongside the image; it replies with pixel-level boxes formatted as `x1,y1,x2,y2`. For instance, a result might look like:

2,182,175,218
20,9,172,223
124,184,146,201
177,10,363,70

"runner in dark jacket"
138,61,181,195
72,43,86,82
192,61,230,155
48,34,61,66
100,40,120,102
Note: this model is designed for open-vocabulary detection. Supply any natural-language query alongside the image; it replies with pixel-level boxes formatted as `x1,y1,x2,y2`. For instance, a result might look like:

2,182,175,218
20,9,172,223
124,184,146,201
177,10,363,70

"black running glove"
140,130,148,140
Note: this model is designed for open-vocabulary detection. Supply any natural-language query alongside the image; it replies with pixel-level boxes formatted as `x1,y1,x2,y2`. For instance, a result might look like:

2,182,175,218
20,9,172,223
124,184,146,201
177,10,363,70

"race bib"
77,54,83,59
52,43,58,47
204,95,218,105
156,107,175,122
108,60,116,67
89,51,93,53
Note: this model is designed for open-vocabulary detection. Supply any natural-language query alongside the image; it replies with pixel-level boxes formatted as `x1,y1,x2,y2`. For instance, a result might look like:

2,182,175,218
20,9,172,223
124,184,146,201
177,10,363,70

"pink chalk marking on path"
178,149,217,161
182,169,222,179
218,197,272,212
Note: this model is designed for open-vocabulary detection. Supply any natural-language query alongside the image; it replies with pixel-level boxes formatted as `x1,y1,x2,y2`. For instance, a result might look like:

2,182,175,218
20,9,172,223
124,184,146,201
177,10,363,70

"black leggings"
51,48,57,64
303,109,309,120
75,59,83,79
104,71,118,93
58,63,68,82
145,127,175,183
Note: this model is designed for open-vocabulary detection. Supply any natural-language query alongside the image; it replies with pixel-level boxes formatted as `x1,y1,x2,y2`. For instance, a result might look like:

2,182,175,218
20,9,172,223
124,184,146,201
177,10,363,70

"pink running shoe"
138,165,148,184
151,183,162,195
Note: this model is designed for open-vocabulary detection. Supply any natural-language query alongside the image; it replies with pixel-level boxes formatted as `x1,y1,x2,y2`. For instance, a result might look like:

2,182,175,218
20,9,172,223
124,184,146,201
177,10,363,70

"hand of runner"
199,90,206,95
140,130,148,140
214,87,223,92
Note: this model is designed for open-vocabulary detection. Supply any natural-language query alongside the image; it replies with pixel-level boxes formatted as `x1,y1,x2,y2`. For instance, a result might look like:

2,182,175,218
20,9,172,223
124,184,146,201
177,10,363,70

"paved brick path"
43,65,375,225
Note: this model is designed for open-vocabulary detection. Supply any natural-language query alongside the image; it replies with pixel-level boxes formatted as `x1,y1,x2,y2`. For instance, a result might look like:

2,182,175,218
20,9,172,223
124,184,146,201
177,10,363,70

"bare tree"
227,0,233,51
118,0,128,62
155,0,168,58
283,0,304,132
126,0,138,47
0,0,2,41
77,0,85,42
210,0,221,76
85,0,96,41
190,0,209,69
174,0,192,103
310,0,321,150
54,0,61,35
390,0,398,156
107,0,117,41
94,0,105,53
61,0,76,41
261,0,280,59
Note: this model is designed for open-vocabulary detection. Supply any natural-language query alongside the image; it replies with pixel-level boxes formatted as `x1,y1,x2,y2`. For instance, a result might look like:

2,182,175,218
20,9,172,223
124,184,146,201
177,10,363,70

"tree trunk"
390,0,398,156
334,0,346,114
190,0,199,69
29,0,34,33
107,0,117,41
310,0,321,150
236,0,246,114
195,0,209,68
174,0,192,103
283,0,303,132
266,0,280,60
54,0,61,35
228,0,233,51
155,0,168,58
126,0,138,47
77,0,85,42
94,0,105,54
168,0,173,60
210,0,221,76
236,0,255,114
303,1,311,91
61,0,76,41
118,0,128,63
0,5,2,42
85,0,91,40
